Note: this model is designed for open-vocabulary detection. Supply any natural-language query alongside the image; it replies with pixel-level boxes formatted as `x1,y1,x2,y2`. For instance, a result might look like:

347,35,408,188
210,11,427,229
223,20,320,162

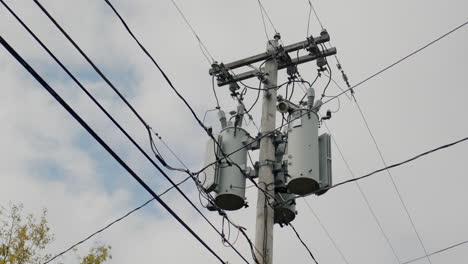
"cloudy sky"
1,0,467,263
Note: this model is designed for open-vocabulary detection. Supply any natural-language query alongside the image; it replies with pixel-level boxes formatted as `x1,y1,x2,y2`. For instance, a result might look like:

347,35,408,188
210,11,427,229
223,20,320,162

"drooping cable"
307,136,468,196
98,0,212,134
0,3,251,262
43,176,191,263
351,95,431,263
99,0,269,204
290,223,319,264
323,122,401,263
0,36,227,264
197,19,468,172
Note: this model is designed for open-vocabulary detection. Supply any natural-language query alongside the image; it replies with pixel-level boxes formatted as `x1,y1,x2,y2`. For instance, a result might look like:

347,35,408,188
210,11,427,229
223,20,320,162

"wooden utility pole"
254,36,280,264
209,30,336,264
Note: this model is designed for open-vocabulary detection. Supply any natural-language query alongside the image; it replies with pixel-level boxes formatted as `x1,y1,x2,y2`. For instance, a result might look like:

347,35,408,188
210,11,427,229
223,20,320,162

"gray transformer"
273,141,297,225
285,109,321,195
213,127,254,211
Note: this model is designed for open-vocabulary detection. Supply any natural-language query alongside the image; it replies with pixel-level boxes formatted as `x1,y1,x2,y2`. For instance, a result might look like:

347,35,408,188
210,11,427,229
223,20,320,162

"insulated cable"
0,36,227,264
43,176,191,263
1,2,251,262
197,19,468,173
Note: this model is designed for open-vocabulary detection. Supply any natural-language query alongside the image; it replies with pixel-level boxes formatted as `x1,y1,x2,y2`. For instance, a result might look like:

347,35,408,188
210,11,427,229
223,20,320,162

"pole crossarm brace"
209,30,337,87
218,48,336,86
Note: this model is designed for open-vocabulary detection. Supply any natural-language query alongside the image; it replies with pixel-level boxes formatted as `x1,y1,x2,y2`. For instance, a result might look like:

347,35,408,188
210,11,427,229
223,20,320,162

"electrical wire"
203,108,219,125
324,72,352,100
0,36,227,264
323,122,401,263
43,176,191,263
290,223,319,264
100,0,268,205
198,19,468,173
288,79,296,101
333,20,468,99
298,135,468,198
402,239,468,264
164,0,215,63
352,95,431,263
256,0,279,39
212,75,221,109
1,3,252,262
302,198,350,264
2,3,255,262
306,0,324,31
246,80,263,114
320,61,333,101
299,73,320,103
98,0,212,136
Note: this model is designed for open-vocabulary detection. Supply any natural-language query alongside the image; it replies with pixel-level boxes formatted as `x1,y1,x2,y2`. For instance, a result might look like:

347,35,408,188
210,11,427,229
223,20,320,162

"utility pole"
209,30,336,264
254,36,280,264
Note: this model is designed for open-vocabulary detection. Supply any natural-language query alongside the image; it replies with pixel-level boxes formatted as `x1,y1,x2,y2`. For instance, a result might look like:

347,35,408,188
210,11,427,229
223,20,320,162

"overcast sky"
1,0,467,263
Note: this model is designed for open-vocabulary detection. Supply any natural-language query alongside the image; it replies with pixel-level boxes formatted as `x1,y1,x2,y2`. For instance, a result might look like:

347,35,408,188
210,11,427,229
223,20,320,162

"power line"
43,176,191,263
197,19,468,173
402,239,468,264
306,0,324,32
322,135,468,193
277,135,468,208
256,0,279,37
302,198,350,264
289,223,319,264
352,95,432,263
323,123,401,263
165,0,215,63
0,35,227,264
98,0,211,135
99,0,271,205
1,2,251,262
334,20,468,98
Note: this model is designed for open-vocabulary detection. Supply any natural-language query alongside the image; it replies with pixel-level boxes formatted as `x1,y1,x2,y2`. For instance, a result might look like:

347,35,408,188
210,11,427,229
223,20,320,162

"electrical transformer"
284,109,321,195
273,141,296,225
202,125,254,211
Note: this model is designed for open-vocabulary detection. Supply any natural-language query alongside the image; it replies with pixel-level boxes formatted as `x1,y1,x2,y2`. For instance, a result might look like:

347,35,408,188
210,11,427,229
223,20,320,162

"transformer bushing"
285,109,321,195
214,126,254,210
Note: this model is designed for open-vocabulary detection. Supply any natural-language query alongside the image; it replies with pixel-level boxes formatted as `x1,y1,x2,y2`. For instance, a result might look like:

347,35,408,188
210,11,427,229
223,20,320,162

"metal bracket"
257,159,275,168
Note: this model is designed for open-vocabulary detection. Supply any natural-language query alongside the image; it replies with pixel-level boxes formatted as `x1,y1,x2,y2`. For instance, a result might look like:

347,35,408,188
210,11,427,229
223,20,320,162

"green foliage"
0,203,112,264
80,246,112,264
0,204,52,264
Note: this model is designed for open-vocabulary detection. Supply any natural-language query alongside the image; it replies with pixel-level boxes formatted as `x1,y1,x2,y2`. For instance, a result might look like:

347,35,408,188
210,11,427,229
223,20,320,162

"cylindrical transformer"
215,127,253,210
274,166,296,225
285,109,321,195
274,191,296,225
274,142,296,225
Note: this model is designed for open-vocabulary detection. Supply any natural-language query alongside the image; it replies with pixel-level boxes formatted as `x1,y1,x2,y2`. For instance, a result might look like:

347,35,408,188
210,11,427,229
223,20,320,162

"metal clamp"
257,159,275,168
